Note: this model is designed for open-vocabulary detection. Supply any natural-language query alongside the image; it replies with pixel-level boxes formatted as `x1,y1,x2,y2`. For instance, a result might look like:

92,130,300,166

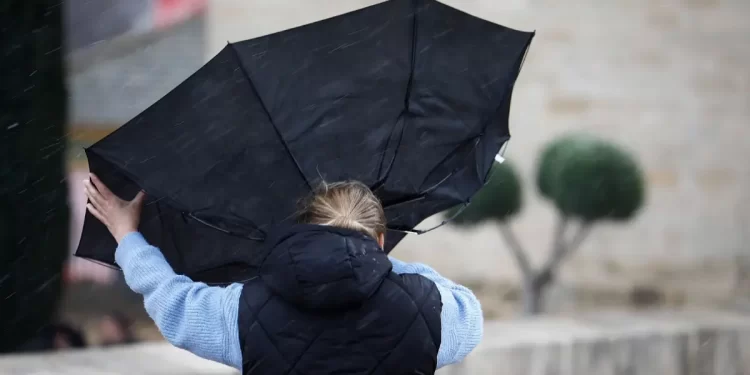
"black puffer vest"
237,224,442,375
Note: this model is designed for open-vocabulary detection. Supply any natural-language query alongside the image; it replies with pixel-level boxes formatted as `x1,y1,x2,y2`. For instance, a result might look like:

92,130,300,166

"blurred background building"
62,0,208,342
63,0,750,327
65,0,207,284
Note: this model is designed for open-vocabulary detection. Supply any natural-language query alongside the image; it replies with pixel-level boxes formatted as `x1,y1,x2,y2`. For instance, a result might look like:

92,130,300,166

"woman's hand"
84,173,146,244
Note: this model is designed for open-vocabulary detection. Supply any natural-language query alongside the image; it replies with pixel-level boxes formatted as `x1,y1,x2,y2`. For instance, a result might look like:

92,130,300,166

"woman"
84,174,482,374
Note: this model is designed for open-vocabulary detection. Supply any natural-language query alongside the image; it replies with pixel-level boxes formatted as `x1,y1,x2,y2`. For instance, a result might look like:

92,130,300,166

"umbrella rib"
373,0,418,190
403,0,418,112
371,117,406,191
383,0,418,180
388,202,469,235
227,43,314,192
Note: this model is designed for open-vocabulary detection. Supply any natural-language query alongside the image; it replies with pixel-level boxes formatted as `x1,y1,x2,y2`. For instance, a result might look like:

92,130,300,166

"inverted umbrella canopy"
76,0,534,284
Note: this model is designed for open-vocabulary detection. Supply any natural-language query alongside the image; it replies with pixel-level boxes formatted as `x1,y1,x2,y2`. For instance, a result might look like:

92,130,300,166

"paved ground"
0,343,237,375
2,310,749,375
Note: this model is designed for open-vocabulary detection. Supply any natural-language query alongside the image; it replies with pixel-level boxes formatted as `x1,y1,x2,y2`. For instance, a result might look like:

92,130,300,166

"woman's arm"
115,232,243,370
389,257,483,368
83,174,243,368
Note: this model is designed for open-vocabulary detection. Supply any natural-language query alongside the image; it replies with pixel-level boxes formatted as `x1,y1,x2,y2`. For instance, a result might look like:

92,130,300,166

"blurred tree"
0,0,69,351
449,135,644,314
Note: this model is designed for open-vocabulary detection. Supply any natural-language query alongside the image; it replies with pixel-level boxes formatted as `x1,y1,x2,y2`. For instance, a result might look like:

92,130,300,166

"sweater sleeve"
389,257,483,368
115,232,244,370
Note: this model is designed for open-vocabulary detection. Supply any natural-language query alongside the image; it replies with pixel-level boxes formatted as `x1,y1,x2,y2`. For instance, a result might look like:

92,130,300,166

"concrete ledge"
441,310,750,375
0,342,237,375
1,311,748,375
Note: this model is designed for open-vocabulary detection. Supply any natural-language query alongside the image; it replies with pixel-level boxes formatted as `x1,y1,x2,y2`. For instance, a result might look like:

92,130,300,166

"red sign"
154,0,208,29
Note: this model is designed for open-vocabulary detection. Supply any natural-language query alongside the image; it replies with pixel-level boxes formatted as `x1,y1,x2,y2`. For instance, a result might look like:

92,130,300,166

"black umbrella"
76,0,534,284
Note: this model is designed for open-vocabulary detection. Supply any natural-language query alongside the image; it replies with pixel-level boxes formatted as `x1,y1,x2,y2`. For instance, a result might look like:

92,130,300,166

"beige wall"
205,0,750,311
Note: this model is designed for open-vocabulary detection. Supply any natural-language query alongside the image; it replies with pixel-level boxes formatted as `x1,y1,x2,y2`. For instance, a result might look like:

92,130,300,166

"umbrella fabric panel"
89,46,311,233
231,0,413,188
78,151,264,283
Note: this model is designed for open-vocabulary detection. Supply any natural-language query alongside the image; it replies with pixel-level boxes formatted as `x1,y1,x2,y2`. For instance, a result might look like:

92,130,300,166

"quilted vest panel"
237,272,442,375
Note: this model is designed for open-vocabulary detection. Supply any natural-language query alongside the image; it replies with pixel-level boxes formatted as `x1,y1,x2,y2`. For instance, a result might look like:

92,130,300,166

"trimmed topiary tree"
451,161,523,226
450,134,645,315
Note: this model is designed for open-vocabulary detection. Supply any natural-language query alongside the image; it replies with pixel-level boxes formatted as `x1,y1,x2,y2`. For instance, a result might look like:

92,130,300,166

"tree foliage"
536,134,645,221
450,161,522,226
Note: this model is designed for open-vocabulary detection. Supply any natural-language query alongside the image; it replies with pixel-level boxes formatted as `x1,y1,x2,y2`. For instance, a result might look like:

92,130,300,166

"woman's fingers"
89,174,114,200
86,203,109,226
84,180,107,210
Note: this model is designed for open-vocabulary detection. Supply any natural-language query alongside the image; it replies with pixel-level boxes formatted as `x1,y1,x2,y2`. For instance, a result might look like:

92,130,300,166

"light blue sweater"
116,232,483,371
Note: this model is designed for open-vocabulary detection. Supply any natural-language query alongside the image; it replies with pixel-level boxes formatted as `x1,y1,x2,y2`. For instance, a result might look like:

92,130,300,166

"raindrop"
44,46,62,55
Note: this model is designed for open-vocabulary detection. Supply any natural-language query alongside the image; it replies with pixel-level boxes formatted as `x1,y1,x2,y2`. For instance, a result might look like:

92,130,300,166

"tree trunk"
517,218,590,316
520,277,544,315
0,0,68,352
520,271,554,315
498,224,543,315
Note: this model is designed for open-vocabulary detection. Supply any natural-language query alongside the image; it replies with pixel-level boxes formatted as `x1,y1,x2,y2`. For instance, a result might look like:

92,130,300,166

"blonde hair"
298,180,386,240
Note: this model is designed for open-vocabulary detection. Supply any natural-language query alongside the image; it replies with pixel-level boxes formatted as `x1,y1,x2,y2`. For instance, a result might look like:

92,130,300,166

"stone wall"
2,311,748,375
205,0,750,313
